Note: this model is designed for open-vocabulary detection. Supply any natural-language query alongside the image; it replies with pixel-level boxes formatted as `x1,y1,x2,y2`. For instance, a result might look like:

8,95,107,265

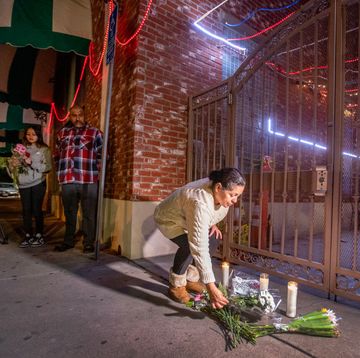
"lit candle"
221,261,230,288
286,281,298,318
259,273,269,291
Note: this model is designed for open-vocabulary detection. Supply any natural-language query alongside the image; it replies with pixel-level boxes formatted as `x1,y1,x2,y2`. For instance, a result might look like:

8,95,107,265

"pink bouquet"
8,144,31,183
14,144,31,161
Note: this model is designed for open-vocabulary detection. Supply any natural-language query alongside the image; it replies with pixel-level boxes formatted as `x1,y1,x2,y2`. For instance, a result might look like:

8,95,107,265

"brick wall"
86,0,226,201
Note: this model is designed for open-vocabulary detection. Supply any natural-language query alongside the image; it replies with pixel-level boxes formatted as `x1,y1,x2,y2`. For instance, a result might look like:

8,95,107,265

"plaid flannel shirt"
53,124,103,184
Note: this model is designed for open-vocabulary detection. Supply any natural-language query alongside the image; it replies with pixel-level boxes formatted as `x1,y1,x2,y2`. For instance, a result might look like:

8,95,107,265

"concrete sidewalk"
0,216,359,357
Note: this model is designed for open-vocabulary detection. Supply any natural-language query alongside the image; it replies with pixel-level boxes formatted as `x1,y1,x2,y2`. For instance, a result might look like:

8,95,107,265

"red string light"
227,12,294,41
50,0,154,126
266,57,359,76
116,0,153,46
89,1,112,76
266,62,328,75
50,2,113,123
50,56,89,123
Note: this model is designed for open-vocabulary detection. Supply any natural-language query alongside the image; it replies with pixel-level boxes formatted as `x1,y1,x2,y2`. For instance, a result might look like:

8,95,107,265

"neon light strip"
268,118,359,158
226,0,301,27
193,0,246,52
227,12,295,41
195,0,230,23
194,23,246,51
268,118,326,148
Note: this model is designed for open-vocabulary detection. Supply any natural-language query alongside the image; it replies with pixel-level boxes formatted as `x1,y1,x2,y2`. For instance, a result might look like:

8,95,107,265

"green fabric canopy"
0,0,92,56
0,0,92,154
0,102,48,131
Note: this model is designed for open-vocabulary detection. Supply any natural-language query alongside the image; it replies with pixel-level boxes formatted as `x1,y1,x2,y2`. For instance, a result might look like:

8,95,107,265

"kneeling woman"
154,168,245,309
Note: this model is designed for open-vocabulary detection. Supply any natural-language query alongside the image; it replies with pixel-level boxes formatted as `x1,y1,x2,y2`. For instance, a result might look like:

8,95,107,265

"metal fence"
188,0,360,302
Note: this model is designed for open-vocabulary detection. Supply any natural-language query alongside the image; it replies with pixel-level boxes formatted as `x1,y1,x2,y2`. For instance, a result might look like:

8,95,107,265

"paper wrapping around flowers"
230,273,282,314
231,276,260,296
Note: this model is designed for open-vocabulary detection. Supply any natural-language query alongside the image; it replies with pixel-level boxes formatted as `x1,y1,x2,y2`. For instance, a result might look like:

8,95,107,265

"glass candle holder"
221,261,230,288
286,281,298,318
259,273,269,291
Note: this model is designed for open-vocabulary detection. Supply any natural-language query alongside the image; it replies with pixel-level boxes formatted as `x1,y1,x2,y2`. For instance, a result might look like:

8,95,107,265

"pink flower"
14,144,30,158
194,294,203,302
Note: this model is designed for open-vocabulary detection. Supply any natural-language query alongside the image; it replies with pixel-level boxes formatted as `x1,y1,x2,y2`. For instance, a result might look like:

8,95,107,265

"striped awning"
0,102,49,130
0,0,92,56
0,44,56,112
0,128,22,155
0,102,49,154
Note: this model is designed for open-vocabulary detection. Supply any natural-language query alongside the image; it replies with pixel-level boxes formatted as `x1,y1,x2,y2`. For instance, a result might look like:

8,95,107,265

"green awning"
0,0,92,56
0,44,56,111
0,129,21,155
0,102,48,130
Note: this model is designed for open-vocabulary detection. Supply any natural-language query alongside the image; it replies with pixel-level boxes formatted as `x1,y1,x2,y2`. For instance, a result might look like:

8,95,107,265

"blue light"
225,0,301,28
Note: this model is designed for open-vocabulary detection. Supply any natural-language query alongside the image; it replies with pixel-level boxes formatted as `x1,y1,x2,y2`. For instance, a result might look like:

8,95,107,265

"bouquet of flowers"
187,287,340,349
8,143,31,184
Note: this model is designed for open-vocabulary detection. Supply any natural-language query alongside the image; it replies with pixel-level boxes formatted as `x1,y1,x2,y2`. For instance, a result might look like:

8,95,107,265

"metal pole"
95,1,118,260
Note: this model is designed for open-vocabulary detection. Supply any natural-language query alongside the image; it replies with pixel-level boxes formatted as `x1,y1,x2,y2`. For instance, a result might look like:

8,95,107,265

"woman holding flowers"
154,168,245,308
8,127,52,248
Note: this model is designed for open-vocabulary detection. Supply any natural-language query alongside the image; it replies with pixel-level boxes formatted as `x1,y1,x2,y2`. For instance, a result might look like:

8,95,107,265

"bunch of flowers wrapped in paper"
7,143,31,184
186,274,340,349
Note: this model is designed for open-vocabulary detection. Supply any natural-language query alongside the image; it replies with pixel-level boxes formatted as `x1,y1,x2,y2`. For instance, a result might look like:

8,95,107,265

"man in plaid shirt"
53,104,103,253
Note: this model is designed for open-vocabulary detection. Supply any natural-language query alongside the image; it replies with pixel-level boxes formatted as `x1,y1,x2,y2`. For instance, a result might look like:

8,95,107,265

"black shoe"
19,234,33,248
83,245,94,254
30,234,45,247
54,243,74,252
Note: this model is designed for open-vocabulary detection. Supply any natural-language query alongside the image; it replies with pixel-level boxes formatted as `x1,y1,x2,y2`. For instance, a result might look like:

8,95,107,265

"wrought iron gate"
188,0,360,302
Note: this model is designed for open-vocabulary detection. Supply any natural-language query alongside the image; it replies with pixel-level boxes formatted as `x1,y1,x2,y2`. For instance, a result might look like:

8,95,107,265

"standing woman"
8,127,52,248
154,168,245,309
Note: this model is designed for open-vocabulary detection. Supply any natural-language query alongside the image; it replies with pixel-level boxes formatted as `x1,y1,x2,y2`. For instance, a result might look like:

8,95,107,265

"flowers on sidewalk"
186,287,340,349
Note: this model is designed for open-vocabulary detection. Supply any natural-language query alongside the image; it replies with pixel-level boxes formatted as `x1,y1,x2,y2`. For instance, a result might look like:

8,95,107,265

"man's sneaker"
30,234,45,247
19,234,32,248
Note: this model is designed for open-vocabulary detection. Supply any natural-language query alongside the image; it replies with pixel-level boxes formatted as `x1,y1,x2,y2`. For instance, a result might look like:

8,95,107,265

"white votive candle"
286,281,298,318
259,273,269,291
221,261,230,288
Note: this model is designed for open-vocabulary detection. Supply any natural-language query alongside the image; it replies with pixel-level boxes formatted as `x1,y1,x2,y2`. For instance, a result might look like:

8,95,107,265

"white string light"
268,118,359,158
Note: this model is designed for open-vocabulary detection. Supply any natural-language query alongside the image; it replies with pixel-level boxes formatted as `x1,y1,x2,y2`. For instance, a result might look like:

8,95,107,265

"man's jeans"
61,183,98,247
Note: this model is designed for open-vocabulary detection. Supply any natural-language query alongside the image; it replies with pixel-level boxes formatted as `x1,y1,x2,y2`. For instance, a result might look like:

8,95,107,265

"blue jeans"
19,180,46,235
171,233,218,275
61,183,98,247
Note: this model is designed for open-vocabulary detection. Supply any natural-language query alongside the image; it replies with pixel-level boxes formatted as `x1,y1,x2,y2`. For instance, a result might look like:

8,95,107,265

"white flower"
323,309,341,326
258,290,276,313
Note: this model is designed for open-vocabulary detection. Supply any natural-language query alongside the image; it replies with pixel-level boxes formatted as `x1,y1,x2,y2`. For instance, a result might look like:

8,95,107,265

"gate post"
223,78,236,261
250,190,269,249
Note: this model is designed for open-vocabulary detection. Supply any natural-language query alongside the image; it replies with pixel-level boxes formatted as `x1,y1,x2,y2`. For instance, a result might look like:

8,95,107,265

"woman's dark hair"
23,126,48,148
209,168,246,190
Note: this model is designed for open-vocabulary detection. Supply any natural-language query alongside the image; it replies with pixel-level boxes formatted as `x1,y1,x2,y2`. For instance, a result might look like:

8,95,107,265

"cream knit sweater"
154,178,229,284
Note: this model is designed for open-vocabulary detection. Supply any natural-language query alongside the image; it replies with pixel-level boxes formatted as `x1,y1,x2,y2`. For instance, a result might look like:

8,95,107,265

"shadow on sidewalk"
2,214,208,321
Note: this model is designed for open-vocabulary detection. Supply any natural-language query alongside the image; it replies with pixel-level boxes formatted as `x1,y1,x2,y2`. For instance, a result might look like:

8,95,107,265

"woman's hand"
206,282,229,309
24,156,32,165
209,224,222,240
